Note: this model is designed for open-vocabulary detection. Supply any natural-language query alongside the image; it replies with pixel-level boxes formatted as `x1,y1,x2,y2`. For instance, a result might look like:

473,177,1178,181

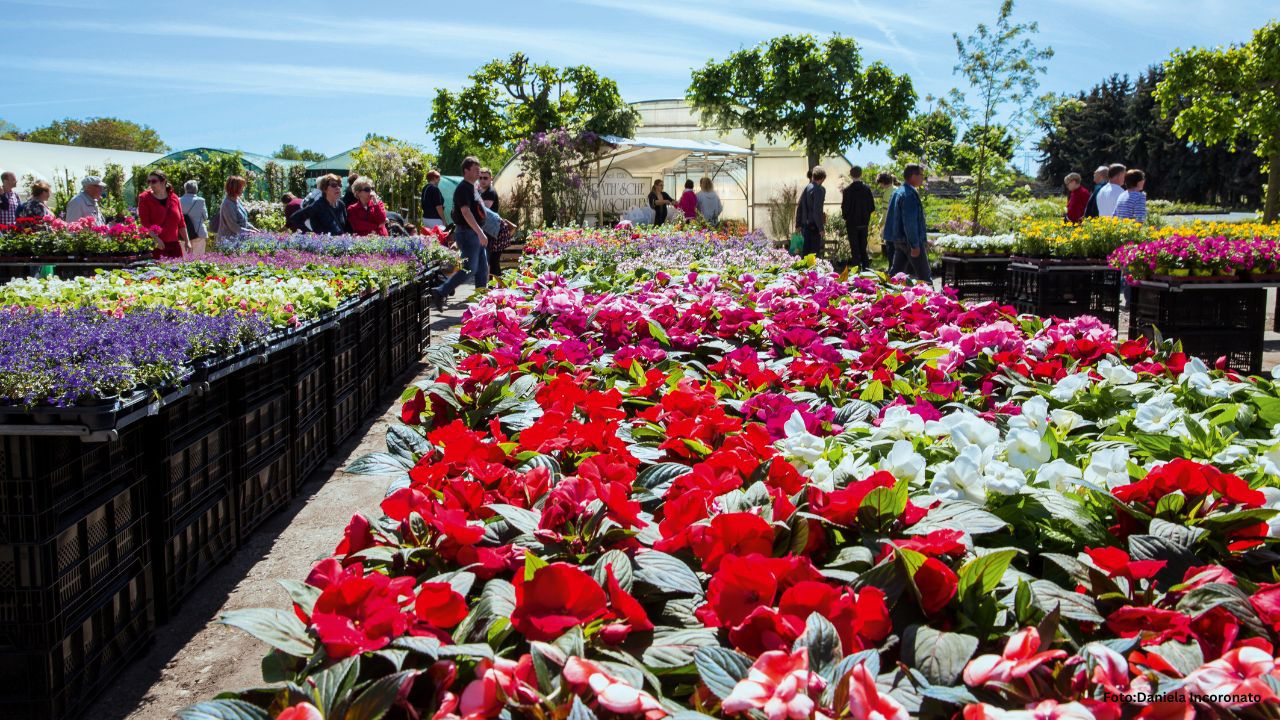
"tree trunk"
1265,151,1280,224
970,143,988,236
806,148,820,176
539,163,557,225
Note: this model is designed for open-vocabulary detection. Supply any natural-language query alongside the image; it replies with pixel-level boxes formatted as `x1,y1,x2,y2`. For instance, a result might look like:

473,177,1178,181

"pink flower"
1184,646,1279,707
846,661,908,720
963,627,1067,687
722,649,824,720
562,656,666,718
963,700,1095,719
457,656,539,716
277,702,323,720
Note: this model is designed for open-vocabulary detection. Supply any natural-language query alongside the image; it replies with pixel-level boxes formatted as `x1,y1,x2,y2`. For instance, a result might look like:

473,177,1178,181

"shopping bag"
789,232,804,256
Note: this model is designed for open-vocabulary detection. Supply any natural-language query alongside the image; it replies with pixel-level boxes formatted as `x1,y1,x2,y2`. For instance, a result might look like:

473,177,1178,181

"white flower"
1261,488,1280,538
926,411,1000,451
1134,393,1182,434
833,451,874,484
874,405,925,440
1008,396,1049,431
1035,459,1084,491
1258,443,1280,476
929,446,1026,503
1096,359,1138,385
1050,409,1085,433
880,439,925,485
1084,446,1131,489
1273,365,1280,381
1211,444,1252,468
1183,370,1239,399
805,458,836,490
1005,428,1052,471
984,457,1027,496
1049,373,1092,402
778,411,825,466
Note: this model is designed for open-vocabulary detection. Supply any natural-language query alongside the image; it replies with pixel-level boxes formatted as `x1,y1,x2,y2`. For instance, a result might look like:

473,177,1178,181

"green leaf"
311,656,360,717
515,453,562,479
902,625,978,686
859,480,909,520
897,547,928,577
957,549,1017,599
636,462,694,491
385,425,431,460
1149,641,1203,678
391,636,441,657
647,320,670,346
1154,493,1186,516
174,700,271,720
642,628,720,669
793,613,841,680
634,550,703,595
220,608,315,657
345,671,418,720
345,452,414,475
1029,580,1105,623
1252,395,1280,426
488,503,541,535
860,380,885,403
524,552,550,581
277,579,322,617
592,550,635,592
1177,583,1271,638
568,696,598,720
906,501,1007,535
435,643,495,659
693,647,752,700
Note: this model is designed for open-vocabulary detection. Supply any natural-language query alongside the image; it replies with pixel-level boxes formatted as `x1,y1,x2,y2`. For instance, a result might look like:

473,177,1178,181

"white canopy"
596,135,754,176
0,139,164,189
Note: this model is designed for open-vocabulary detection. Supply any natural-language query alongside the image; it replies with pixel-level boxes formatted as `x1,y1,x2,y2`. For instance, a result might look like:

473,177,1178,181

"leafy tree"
429,52,637,222
689,34,915,171
949,0,1053,233
272,144,327,163
1155,22,1280,221
25,116,168,152
351,136,435,224
890,109,957,171
0,118,20,140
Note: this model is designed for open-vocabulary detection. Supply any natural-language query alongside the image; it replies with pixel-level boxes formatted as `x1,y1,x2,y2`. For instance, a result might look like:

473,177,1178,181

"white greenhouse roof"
0,139,165,187
596,135,753,175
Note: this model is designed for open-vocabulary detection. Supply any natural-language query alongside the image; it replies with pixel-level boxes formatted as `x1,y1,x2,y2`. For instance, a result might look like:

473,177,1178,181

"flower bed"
1109,235,1280,283
934,233,1016,256
222,231,461,273
0,216,156,258
1015,217,1149,261
186,226,1280,720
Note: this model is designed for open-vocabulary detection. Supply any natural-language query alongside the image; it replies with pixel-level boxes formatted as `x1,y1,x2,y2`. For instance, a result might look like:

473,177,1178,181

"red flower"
963,627,1067,687
889,529,967,558
1250,582,1280,634
401,390,426,425
696,554,780,628
1085,546,1166,584
311,563,414,658
912,558,958,616
510,563,608,642
277,702,322,720
334,513,376,558
808,471,897,526
414,582,468,631
458,656,539,716
728,606,804,656
688,512,774,572
600,567,653,644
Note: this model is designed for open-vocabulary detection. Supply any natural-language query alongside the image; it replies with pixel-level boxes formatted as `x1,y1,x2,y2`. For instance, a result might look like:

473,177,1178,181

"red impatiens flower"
510,563,608,642
413,582,468,639
310,563,415,658
963,627,1068,687
912,557,959,616
600,567,653,644
688,512,774,572
722,648,825,720
1085,546,1167,584
808,471,898,527
276,702,322,720
1112,458,1263,511
458,656,540,717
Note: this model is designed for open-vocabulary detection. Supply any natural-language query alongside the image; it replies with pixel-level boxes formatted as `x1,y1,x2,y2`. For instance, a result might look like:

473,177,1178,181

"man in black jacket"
841,166,875,270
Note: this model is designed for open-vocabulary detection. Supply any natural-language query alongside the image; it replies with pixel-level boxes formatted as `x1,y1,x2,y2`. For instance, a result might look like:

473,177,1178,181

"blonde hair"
30,179,52,198
699,177,713,192
318,173,343,192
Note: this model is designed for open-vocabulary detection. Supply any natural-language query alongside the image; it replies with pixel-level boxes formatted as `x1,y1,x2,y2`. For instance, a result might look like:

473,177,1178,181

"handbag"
789,232,804,256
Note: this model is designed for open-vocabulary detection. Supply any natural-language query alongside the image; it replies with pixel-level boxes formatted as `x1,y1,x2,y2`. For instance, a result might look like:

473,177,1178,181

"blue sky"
2,0,1275,165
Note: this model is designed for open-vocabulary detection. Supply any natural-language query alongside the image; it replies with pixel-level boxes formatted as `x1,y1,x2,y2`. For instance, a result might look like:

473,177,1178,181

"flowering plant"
0,216,156,257
221,231,461,271
934,233,1017,255
1110,235,1280,281
190,227,1280,719
1015,217,1149,259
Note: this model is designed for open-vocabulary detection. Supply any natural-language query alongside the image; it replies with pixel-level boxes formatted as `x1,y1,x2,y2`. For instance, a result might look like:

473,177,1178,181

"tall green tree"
950,0,1053,233
688,34,915,171
890,108,957,171
0,118,20,140
25,116,169,152
1155,22,1280,221
272,144,327,163
429,52,637,222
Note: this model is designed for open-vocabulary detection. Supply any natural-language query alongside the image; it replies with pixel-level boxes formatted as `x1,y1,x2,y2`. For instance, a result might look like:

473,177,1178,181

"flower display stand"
1128,281,1270,375
0,257,154,282
940,255,1011,303
1007,260,1121,326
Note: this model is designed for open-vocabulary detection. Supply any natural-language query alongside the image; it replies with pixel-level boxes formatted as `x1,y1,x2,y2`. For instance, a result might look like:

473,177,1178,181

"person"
883,163,931,282
180,180,209,257
346,178,389,236
427,156,489,309
477,167,506,277
281,192,302,223
0,172,20,226
288,174,348,235
1064,173,1091,223
217,175,257,240
1083,165,1108,219
678,179,698,220
17,180,54,220
1114,169,1148,223
1095,164,1127,217
648,180,674,224
875,172,898,266
64,176,106,224
342,172,359,207
696,177,722,225
138,169,190,259
796,166,827,258
420,170,446,230
840,166,875,270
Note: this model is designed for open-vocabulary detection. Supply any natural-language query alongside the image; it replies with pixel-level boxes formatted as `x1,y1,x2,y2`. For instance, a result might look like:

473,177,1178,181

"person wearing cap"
65,175,106,224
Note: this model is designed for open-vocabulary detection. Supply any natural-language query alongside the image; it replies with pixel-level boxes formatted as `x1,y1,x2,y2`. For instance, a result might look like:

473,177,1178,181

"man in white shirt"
1094,164,1127,217
64,176,107,223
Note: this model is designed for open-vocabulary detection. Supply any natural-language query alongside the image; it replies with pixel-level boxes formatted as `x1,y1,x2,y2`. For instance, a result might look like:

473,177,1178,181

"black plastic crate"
0,480,149,649
331,388,362,448
358,295,383,347
389,331,412,379
292,361,327,427
1008,264,1120,325
154,422,232,534
358,351,382,417
0,423,148,545
0,562,153,720
234,451,293,542
293,413,329,489
1130,285,1266,334
331,343,360,398
234,351,292,411
156,492,235,620
156,383,230,447
940,256,1010,303
236,393,290,473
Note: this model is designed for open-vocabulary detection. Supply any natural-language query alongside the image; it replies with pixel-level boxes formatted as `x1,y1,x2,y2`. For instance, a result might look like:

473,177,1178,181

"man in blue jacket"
883,163,931,282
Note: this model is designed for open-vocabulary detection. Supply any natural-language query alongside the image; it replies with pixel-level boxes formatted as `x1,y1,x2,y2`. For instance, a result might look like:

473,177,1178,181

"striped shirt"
1114,190,1148,223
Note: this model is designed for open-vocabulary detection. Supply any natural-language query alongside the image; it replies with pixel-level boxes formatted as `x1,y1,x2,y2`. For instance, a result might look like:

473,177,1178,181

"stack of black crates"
0,272,441,720
1007,261,1121,326
1129,284,1267,375
939,256,1011,303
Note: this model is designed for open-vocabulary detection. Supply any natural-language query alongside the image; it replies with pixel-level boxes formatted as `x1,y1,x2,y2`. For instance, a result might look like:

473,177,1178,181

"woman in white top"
180,180,209,257
696,177,722,225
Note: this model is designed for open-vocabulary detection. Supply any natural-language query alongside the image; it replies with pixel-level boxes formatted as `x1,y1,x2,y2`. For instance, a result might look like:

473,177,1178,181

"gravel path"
85,298,468,720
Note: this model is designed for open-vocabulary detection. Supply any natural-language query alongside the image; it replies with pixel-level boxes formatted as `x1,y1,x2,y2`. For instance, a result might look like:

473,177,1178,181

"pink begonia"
1184,646,1280,707
963,627,1067,687
846,661,908,720
562,656,667,719
722,649,825,720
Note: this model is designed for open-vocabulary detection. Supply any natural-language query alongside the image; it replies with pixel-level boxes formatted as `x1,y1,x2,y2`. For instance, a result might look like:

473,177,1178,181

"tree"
429,52,638,222
1155,22,1280,221
0,118,20,141
688,34,915,172
350,136,435,224
950,0,1053,233
272,144,327,163
890,109,957,172
25,116,168,152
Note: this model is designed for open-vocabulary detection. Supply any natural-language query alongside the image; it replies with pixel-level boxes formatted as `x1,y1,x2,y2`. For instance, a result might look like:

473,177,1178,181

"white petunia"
1050,409,1086,433
930,446,989,504
778,411,825,466
1008,396,1049,431
1134,393,1182,434
1258,443,1280,476
1211,444,1252,468
1261,488,1280,538
1096,359,1138,385
833,451,874,484
880,439,926,485
873,405,925,440
1084,446,1132,489
1049,373,1092,402
984,457,1027,496
1035,459,1084,491
1005,428,1052,471
926,411,1000,451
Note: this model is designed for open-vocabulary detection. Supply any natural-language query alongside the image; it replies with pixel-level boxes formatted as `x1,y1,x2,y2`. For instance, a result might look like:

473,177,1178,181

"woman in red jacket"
346,178,388,236
138,169,189,258
1064,172,1091,224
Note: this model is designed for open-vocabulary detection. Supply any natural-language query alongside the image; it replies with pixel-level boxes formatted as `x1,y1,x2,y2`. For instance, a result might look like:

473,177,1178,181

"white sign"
586,168,651,215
